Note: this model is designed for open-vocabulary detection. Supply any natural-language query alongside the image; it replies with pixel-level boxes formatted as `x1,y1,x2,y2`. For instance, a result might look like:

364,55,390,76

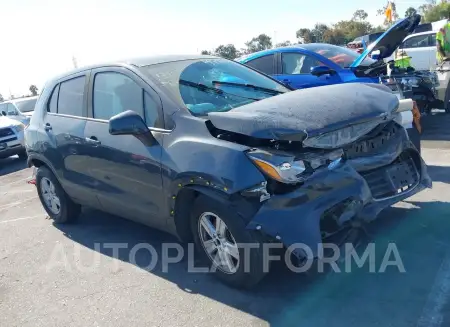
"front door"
275,52,342,89
84,68,165,228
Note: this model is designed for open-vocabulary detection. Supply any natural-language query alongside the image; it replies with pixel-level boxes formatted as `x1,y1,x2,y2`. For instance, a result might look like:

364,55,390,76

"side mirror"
1,111,6,116
109,110,156,145
311,65,336,77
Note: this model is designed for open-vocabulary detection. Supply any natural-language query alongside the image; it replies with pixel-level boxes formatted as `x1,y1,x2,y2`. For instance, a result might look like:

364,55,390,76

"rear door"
83,67,165,228
42,72,99,207
275,52,342,89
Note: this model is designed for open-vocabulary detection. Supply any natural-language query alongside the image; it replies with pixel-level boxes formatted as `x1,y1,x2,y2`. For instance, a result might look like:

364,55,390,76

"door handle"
44,123,52,131
85,136,101,145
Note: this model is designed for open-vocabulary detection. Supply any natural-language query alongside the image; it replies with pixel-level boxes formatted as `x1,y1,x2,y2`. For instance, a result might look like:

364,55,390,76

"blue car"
237,14,421,90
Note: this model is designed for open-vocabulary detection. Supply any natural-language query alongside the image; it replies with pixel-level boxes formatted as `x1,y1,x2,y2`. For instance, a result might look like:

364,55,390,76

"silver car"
0,96,38,126
0,116,26,159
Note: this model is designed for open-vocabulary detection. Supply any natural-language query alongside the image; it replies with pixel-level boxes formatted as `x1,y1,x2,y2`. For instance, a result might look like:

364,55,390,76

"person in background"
394,49,413,70
436,11,450,63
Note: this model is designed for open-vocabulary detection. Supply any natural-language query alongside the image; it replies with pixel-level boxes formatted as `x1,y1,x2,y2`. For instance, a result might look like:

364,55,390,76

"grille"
360,152,420,200
0,128,14,138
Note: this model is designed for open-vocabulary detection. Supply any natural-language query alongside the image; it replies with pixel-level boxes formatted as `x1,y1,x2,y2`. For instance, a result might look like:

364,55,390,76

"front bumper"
246,125,431,258
0,129,25,159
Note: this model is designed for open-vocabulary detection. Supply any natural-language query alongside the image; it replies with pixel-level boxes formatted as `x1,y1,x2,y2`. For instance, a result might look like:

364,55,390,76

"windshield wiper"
211,80,284,95
179,79,260,100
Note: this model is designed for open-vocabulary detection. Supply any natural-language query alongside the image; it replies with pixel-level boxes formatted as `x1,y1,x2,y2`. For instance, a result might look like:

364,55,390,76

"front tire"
36,166,81,224
190,195,267,289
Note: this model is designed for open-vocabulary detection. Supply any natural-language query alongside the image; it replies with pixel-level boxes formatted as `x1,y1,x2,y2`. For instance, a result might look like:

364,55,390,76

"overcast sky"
0,0,422,97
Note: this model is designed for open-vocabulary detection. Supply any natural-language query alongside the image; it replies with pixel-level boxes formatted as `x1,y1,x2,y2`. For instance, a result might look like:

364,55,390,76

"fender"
27,152,59,180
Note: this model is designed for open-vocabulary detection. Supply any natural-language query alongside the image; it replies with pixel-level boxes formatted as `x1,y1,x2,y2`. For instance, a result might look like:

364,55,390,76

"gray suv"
25,55,431,288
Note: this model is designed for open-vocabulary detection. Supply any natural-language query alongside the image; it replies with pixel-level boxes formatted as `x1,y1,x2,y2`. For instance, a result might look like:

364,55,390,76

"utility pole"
72,56,78,69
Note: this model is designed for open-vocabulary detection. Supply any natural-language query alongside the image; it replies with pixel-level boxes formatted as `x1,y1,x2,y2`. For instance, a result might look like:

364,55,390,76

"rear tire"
190,195,267,289
36,166,81,224
407,127,421,154
444,80,450,113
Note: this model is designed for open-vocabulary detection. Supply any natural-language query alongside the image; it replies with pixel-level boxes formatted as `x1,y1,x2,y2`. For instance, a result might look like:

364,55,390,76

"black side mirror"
109,110,156,145
1,111,6,116
310,65,336,77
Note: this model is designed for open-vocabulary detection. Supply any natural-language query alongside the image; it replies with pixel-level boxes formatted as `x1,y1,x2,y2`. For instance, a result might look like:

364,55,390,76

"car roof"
11,96,39,103
237,43,341,61
46,54,220,85
404,30,436,39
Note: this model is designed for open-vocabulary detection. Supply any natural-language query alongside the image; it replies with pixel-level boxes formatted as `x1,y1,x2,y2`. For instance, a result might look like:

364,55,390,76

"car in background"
237,14,423,151
0,96,39,125
25,54,431,288
0,116,27,160
384,31,437,71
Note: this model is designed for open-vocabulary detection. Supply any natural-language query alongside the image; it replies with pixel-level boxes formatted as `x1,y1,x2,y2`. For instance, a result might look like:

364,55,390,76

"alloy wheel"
198,212,240,274
40,177,61,215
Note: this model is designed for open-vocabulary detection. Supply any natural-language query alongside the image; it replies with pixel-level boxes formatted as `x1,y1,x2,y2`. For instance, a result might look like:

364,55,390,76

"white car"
0,96,38,126
0,116,27,160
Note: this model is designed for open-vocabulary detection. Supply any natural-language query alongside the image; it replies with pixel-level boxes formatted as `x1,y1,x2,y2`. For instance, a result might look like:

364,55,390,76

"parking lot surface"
1,112,450,327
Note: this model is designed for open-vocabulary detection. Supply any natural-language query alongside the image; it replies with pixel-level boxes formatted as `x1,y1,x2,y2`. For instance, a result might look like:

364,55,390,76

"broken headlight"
302,120,382,149
246,150,307,184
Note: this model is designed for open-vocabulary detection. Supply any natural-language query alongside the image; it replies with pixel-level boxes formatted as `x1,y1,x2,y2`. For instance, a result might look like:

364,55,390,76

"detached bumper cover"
246,126,431,258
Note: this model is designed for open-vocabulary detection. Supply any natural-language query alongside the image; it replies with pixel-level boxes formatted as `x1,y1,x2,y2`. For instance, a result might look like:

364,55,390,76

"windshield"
143,58,290,115
302,44,376,68
15,98,37,112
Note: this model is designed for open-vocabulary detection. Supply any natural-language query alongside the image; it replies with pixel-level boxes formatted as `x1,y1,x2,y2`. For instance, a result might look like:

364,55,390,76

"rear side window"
93,72,144,120
47,84,60,113
245,55,275,75
402,34,431,49
429,33,436,46
57,76,86,116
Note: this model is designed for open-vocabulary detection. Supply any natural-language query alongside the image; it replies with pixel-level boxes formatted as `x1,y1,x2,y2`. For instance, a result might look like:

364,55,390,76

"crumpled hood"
207,82,399,141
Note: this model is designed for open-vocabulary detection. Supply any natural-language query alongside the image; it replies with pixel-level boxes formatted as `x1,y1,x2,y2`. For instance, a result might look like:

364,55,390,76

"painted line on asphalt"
416,250,450,327
0,214,45,224
0,195,39,210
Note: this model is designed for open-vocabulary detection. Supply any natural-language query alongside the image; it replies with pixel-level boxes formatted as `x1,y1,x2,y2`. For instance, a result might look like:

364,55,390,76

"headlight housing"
302,120,381,149
246,148,343,184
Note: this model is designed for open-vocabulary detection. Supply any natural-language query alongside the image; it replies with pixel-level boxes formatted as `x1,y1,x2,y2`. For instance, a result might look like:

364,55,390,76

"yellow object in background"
385,1,393,22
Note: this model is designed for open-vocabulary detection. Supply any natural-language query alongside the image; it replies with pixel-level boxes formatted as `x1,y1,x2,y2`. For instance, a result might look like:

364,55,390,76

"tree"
353,9,368,21
405,7,417,18
214,44,240,60
29,85,38,96
311,23,329,43
0,93,3,102
201,50,212,55
296,28,314,43
275,40,292,47
419,1,450,23
245,34,272,53
322,28,346,45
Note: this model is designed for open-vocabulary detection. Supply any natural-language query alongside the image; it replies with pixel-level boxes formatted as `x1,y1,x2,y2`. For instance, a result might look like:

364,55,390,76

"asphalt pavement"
1,111,450,327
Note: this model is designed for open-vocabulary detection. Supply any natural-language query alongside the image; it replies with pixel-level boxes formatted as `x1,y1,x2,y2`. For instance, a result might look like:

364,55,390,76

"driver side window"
281,53,326,75
7,104,19,116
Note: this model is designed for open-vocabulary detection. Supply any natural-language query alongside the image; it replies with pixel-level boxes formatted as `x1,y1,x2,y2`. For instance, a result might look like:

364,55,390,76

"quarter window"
0,103,7,116
58,76,86,116
93,72,144,121
47,84,60,113
245,55,275,74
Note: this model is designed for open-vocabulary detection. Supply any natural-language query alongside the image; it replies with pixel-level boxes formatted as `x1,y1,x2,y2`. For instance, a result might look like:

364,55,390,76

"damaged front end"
243,120,431,259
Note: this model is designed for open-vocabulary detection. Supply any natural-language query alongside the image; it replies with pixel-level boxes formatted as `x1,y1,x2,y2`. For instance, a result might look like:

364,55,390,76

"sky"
0,0,426,97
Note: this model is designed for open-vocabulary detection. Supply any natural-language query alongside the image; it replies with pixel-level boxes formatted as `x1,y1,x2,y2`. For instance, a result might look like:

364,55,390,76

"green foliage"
201,50,212,55
405,7,417,18
245,34,273,53
275,40,292,47
419,0,450,23
296,28,314,43
213,44,240,59
29,85,38,96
